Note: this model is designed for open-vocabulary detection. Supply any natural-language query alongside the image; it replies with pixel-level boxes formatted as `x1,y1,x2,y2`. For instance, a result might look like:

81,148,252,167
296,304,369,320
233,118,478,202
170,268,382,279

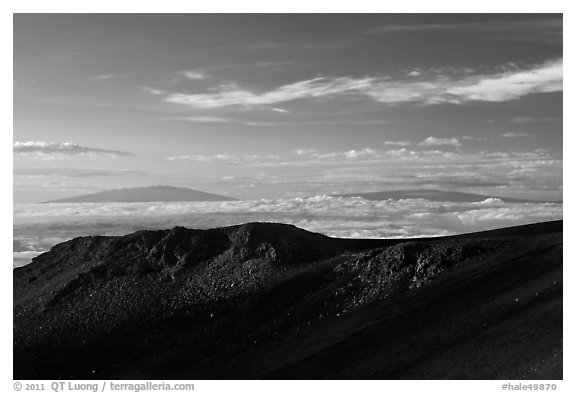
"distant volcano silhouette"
44,185,237,203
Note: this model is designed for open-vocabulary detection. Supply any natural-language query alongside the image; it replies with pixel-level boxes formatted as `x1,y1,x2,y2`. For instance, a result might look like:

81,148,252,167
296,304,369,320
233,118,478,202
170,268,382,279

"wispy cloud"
181,69,208,80
364,18,562,43
164,59,562,108
173,116,296,127
167,148,431,166
323,148,380,160
14,167,146,177
291,148,386,162
254,61,297,67
294,149,317,155
366,59,562,104
165,76,372,108
286,148,465,164
511,116,561,124
142,87,167,95
461,135,491,141
501,132,533,138
165,153,280,165
419,137,462,147
164,146,557,170
178,116,236,123
14,141,134,159
241,41,340,51
365,23,457,34
443,59,562,102
285,148,557,169
271,107,291,113
172,116,390,127
383,140,412,147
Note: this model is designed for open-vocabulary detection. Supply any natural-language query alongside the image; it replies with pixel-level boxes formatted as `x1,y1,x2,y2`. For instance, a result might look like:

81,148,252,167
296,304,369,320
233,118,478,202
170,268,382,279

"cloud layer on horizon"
14,196,562,267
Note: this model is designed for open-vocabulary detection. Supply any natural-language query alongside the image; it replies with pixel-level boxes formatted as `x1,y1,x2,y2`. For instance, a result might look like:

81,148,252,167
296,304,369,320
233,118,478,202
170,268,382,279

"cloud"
165,147,462,167
278,148,469,166
480,149,552,159
501,132,533,138
13,196,562,267
172,116,393,128
419,137,462,147
384,149,463,161
366,59,562,104
165,76,373,108
271,107,291,113
142,87,167,95
511,116,560,124
178,116,236,123
164,59,562,108
14,141,134,159
383,140,412,146
293,148,382,162
461,135,491,141
241,41,340,51
364,18,562,43
365,23,458,34
14,167,146,178
444,59,562,102
165,153,280,165
13,251,44,268
342,148,378,159
294,149,317,155
254,61,297,67
181,70,208,80
218,147,556,168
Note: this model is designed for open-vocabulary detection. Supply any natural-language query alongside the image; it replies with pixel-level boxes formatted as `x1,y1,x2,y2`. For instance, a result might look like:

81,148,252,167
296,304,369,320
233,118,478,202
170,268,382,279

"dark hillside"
14,221,562,379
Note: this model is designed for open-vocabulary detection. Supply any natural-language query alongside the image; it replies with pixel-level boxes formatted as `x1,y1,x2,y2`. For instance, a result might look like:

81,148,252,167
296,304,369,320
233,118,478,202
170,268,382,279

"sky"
13,14,563,203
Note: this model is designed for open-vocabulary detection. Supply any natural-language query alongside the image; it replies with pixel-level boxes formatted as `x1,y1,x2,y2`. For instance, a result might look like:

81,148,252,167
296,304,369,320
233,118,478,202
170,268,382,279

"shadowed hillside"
13,221,562,379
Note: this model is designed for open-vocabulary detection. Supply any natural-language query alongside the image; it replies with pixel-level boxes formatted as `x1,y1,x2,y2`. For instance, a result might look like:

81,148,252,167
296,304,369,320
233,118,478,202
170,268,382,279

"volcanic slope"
44,185,236,203
13,221,562,379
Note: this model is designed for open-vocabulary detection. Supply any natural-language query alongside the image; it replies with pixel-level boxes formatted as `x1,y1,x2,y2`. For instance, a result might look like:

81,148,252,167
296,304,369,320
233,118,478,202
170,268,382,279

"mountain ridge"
14,220,562,379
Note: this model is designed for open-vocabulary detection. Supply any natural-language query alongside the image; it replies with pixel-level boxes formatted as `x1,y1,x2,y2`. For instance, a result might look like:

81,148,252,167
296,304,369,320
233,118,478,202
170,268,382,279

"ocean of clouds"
13,195,562,267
